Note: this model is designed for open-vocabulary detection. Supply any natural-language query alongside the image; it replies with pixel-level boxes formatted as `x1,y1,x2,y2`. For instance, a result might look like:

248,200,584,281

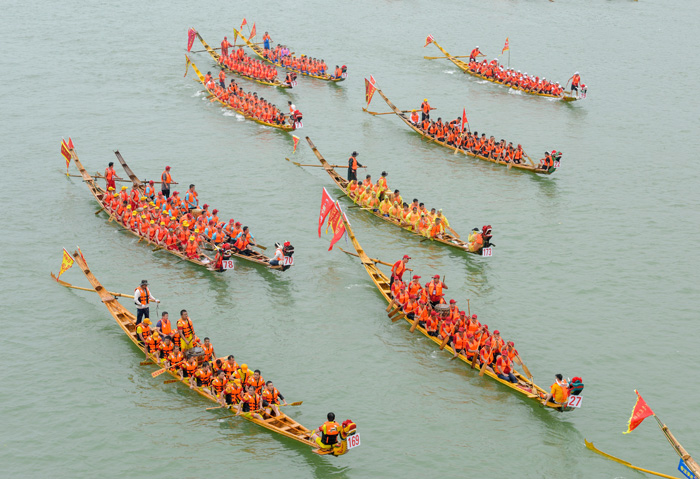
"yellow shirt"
550,383,567,403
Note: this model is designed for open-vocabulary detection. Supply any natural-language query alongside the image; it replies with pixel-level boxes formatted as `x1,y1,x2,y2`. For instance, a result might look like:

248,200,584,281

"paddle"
51,273,136,299
385,300,395,313
140,360,153,366
524,153,536,168
250,243,267,251
391,312,407,323
338,247,394,267
164,379,179,384
363,108,436,116
423,55,472,60
285,159,351,168
95,207,105,215
439,332,450,350
409,313,421,332
479,361,488,376
152,359,184,378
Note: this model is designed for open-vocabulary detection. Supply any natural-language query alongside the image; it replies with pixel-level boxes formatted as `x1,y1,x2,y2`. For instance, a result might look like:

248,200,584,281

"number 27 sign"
567,395,582,408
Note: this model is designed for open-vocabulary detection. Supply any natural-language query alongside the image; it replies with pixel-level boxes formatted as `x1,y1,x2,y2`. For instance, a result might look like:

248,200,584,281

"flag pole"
508,49,510,69
652,414,700,476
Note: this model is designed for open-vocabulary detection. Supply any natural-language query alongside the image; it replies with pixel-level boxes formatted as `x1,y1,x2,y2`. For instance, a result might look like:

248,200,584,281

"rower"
543,374,569,405
177,309,196,351
180,356,197,380
232,226,255,255
211,370,228,399
133,279,159,325
192,362,213,391
427,274,447,306
410,110,419,124
234,363,254,385
347,152,364,182
262,381,287,417
144,180,156,201
237,385,263,420
201,337,215,363
247,369,265,394
222,379,242,406
166,346,184,370
157,335,174,361
310,412,341,451
494,353,517,383
221,355,239,378
135,318,152,345
469,46,483,62
390,255,410,286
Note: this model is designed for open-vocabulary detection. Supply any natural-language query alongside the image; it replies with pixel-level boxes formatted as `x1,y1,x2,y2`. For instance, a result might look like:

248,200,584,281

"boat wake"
443,70,455,75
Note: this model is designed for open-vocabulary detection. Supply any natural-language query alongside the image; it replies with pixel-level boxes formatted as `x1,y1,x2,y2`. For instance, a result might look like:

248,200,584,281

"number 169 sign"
347,433,361,450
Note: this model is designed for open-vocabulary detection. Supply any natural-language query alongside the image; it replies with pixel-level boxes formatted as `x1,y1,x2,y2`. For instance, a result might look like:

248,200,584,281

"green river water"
3,0,700,477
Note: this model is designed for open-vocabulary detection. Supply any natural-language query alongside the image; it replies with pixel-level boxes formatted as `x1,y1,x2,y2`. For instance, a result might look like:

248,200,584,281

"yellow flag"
57,248,74,278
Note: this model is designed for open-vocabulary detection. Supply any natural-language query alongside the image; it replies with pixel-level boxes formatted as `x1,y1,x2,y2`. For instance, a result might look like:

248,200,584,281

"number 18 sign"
347,433,361,450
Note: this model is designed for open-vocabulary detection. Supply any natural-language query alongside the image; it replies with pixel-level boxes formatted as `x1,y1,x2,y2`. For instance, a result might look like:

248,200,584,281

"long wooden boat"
195,32,292,89
54,250,342,454
428,38,580,102
306,137,489,256
340,217,575,412
68,144,284,270
233,27,345,82
370,84,558,175
189,60,295,131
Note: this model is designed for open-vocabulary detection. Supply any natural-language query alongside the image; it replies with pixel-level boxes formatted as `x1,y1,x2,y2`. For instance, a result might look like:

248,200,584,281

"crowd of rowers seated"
136,311,288,419
409,112,561,170
216,46,296,85
203,72,297,126
261,43,346,78
346,173,492,250
388,269,523,384
104,183,261,260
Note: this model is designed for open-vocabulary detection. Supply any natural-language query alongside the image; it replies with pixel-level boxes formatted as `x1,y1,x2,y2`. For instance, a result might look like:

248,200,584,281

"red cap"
149,180,154,184
507,341,514,346
459,310,466,316
409,294,416,299
235,221,241,226
494,330,500,335
229,219,235,223
213,209,218,214
433,274,440,279
284,241,290,246
449,299,456,304
165,166,171,170
413,275,421,279
403,255,410,260
467,332,474,338
203,204,209,209
459,326,465,331
471,314,477,319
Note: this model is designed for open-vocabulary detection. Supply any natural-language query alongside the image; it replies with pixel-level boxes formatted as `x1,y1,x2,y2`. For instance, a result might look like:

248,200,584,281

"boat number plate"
283,256,294,266
481,247,493,257
567,395,582,408
222,260,235,270
347,433,361,449
554,161,561,168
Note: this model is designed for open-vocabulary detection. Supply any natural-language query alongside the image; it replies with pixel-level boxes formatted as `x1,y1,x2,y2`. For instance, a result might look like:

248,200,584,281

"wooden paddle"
424,55,472,60
250,243,267,251
439,332,451,350
94,207,105,215
385,300,395,312
479,361,488,376
387,305,401,317
163,379,179,384
338,247,394,267
391,313,406,323
409,314,421,332
285,158,350,168
140,360,153,366
152,360,184,378
467,299,471,317
51,274,135,299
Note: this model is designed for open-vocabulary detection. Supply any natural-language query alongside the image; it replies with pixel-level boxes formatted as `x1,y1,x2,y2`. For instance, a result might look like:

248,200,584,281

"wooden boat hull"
233,28,345,82
371,86,558,175
189,61,295,131
58,251,318,449
305,137,485,256
195,32,292,89
339,218,572,411
429,39,581,102
69,146,284,270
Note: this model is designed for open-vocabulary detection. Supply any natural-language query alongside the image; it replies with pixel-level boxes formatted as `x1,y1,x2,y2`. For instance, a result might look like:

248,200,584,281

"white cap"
575,71,579,74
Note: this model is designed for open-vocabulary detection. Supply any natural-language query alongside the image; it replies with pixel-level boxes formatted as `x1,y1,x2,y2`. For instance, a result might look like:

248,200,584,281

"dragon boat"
68,144,285,270
339,217,581,412
194,31,292,89
367,82,559,175
305,137,491,256
53,250,357,456
427,38,581,102
233,27,345,82
188,60,296,131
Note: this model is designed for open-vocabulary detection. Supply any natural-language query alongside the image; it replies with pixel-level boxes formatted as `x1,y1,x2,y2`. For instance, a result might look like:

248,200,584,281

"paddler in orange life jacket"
237,385,263,420
156,311,172,336
390,255,411,286
262,380,287,417
184,184,198,211
311,412,341,450
221,36,231,57
420,99,431,122
144,180,156,201
133,279,159,325
427,274,448,306
177,309,196,351
218,69,226,88
104,161,121,190
347,151,365,182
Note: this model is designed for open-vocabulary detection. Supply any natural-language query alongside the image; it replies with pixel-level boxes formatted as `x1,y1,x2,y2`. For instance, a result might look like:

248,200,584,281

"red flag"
240,18,247,29
370,75,376,85
61,139,71,171
292,135,300,153
502,37,509,54
424,34,434,47
623,390,654,434
326,202,347,251
318,188,335,236
249,23,256,40
365,78,377,106
67,137,74,149
187,28,196,52
462,108,468,127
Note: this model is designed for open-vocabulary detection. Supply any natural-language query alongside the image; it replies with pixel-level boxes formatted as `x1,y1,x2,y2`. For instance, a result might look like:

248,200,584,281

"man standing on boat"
390,255,411,286
133,279,159,325
221,36,231,57
347,152,364,182
161,166,173,199
262,32,271,51
469,46,483,62
421,99,431,122
105,162,121,191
